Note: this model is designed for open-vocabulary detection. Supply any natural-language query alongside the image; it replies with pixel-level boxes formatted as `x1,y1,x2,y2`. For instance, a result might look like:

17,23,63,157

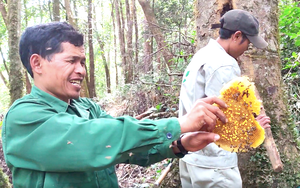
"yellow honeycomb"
213,76,265,152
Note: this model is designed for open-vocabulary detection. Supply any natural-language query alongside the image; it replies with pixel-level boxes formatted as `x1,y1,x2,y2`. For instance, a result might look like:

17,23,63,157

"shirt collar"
30,86,69,112
208,39,226,52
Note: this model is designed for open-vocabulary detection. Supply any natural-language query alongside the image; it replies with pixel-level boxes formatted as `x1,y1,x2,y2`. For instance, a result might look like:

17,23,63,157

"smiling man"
2,22,229,188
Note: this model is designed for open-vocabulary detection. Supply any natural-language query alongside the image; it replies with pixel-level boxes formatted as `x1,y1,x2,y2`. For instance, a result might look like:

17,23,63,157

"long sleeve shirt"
179,39,241,168
2,86,182,188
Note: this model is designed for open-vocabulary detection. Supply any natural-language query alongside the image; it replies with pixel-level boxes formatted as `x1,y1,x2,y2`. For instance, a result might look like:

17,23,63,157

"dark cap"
220,9,268,49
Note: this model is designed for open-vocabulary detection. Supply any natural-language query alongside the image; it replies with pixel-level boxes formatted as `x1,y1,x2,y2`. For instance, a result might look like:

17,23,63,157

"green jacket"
2,86,181,188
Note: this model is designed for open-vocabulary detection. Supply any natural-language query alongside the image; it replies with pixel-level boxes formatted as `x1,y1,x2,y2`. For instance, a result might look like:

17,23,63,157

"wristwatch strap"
176,136,188,155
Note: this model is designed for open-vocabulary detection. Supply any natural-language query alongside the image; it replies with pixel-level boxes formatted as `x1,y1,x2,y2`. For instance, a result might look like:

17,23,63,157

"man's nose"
75,62,86,75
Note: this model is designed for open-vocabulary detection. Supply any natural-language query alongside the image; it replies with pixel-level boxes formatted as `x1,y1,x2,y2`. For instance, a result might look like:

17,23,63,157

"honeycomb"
213,76,265,152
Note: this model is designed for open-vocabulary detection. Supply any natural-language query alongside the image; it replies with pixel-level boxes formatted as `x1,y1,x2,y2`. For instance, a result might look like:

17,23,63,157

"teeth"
70,80,81,85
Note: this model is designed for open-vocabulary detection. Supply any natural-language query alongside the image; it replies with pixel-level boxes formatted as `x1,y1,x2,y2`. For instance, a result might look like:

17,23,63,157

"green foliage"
279,1,300,75
279,0,300,138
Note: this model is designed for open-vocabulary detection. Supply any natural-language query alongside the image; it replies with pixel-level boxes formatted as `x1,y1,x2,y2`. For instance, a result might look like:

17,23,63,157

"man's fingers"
201,96,228,109
202,101,227,124
200,108,217,131
182,132,220,152
197,98,227,124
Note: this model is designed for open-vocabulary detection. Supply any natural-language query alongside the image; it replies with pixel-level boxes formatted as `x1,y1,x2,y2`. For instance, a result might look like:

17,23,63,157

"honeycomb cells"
213,77,265,152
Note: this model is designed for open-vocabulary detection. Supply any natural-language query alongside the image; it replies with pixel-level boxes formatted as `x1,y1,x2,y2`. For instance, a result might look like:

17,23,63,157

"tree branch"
0,0,7,27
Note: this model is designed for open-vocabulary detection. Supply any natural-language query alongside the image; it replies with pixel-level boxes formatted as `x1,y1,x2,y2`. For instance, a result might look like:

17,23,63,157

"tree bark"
64,0,76,28
24,70,31,94
143,20,153,73
125,0,133,83
53,0,60,21
138,0,173,68
7,0,23,104
115,0,129,83
94,3,111,94
131,0,139,70
87,0,96,98
111,0,119,86
0,0,7,26
194,0,300,187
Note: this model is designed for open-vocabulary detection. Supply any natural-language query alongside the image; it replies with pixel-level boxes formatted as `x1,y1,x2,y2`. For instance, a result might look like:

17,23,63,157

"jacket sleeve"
2,100,181,172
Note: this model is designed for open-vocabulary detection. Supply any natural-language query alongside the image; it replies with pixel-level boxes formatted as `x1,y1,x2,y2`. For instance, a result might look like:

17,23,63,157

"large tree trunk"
194,0,300,187
87,0,96,98
138,0,173,68
7,0,23,104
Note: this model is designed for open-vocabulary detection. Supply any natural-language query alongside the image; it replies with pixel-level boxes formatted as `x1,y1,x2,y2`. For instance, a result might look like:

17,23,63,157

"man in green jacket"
2,22,227,188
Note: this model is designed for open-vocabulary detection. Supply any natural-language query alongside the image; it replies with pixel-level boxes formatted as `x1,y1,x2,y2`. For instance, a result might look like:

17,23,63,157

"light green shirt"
2,86,181,188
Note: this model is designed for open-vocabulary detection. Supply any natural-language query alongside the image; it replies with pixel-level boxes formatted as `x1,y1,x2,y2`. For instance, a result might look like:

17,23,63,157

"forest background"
0,0,299,187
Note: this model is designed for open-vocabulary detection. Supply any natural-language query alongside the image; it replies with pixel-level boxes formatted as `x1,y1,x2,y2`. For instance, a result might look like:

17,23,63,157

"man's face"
228,32,250,59
38,42,86,103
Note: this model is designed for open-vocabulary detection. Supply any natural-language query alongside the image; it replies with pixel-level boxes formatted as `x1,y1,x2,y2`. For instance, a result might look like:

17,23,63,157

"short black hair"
219,28,248,44
219,17,247,43
19,22,84,78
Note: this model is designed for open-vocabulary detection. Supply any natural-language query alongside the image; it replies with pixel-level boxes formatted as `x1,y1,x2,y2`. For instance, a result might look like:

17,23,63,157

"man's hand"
256,114,271,129
172,132,220,153
178,96,227,133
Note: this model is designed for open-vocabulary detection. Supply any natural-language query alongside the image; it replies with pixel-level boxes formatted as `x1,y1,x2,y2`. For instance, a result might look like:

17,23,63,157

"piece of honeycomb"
213,76,265,152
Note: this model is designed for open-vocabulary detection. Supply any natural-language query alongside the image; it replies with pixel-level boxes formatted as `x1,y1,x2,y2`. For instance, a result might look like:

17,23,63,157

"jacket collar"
30,86,91,114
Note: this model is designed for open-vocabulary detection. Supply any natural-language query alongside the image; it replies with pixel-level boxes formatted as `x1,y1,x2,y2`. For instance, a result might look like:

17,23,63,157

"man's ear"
30,54,43,75
232,31,243,41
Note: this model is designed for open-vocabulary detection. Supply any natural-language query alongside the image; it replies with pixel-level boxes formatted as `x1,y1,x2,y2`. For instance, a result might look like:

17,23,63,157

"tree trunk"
194,0,300,187
53,0,60,21
94,3,111,94
115,0,129,83
138,0,173,68
87,0,96,98
64,0,76,28
7,0,23,104
131,0,139,71
111,0,119,86
0,0,7,26
143,20,153,73
125,0,133,83
25,70,31,94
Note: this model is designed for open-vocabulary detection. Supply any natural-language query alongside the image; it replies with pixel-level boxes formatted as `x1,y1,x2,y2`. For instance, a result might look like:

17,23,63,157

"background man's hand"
256,114,271,129
178,96,228,133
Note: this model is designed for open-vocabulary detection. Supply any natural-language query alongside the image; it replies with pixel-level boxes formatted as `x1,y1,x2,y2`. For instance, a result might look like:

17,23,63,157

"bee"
242,90,249,98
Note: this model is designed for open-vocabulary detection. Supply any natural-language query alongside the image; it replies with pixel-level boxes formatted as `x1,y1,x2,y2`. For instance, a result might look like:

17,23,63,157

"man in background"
179,9,270,188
